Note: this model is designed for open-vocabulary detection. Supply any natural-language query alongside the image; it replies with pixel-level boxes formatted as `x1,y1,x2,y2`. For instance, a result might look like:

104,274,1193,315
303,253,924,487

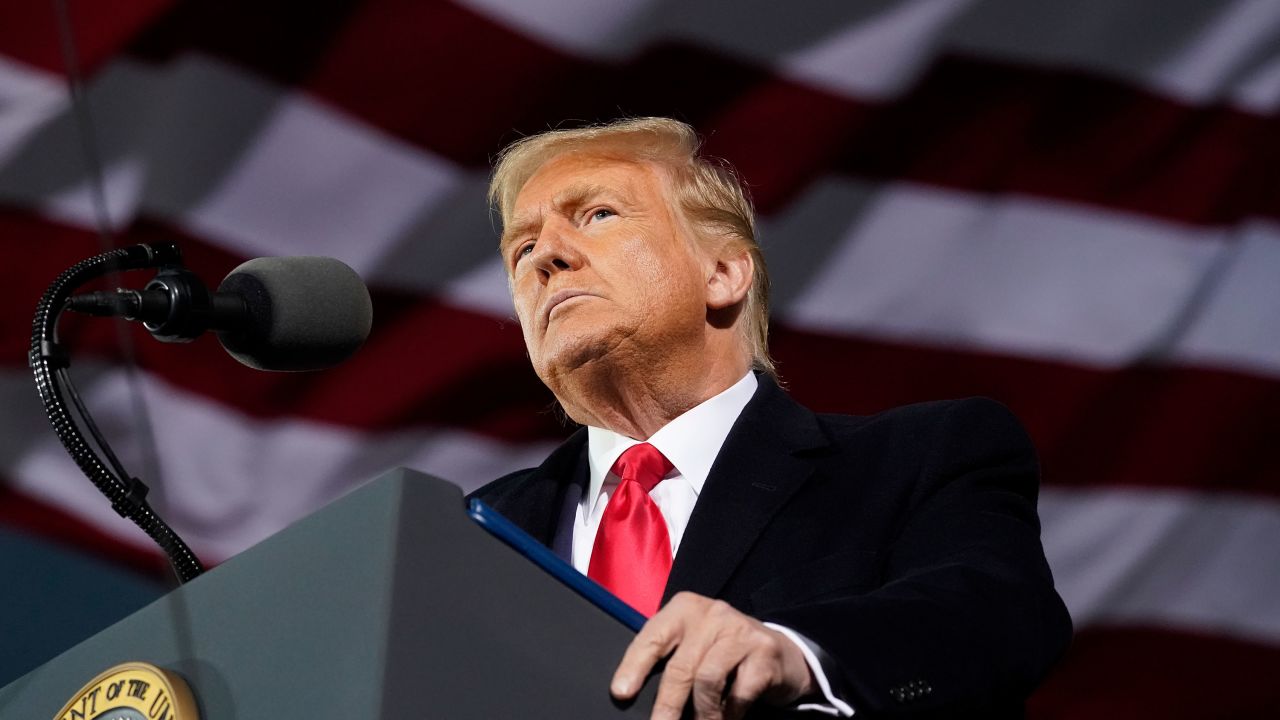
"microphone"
67,256,373,371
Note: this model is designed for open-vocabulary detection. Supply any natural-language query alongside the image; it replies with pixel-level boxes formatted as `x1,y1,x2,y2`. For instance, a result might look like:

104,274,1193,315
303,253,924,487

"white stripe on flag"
1041,486,1280,645
0,56,463,269
0,56,67,167
0,368,557,561
780,180,1280,377
777,0,972,98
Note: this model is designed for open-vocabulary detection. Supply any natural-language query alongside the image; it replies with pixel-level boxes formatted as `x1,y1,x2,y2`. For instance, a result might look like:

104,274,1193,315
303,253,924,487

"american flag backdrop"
1,0,1278,715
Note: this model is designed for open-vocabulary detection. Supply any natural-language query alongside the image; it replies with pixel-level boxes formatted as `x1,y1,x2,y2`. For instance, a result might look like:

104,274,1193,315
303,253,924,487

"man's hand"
611,591,817,720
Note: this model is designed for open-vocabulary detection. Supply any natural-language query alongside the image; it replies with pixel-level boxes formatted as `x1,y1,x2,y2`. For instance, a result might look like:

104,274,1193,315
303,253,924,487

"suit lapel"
488,428,588,550
663,377,829,603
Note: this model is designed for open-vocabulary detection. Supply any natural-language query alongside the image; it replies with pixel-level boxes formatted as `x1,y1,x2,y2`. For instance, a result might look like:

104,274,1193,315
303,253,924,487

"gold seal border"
52,661,199,720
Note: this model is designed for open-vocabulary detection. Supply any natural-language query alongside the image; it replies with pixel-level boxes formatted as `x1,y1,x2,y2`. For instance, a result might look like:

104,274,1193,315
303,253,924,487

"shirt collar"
584,372,758,519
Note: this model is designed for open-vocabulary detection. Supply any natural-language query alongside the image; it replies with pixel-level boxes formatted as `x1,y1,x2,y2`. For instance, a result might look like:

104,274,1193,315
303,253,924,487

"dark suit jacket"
471,376,1072,718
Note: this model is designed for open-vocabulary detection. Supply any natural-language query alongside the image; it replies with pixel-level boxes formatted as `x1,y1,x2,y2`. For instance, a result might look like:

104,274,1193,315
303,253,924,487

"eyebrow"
500,216,538,254
500,182,625,252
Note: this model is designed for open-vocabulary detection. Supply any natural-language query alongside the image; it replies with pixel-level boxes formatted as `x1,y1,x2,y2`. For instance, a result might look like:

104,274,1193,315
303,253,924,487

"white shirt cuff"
763,622,855,716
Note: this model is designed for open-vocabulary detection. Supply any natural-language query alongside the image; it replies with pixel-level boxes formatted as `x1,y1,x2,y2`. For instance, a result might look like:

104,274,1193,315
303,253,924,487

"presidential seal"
53,662,198,720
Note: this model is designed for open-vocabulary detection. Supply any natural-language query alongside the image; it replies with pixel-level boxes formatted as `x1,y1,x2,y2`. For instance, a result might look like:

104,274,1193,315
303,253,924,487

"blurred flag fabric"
2,1,1277,715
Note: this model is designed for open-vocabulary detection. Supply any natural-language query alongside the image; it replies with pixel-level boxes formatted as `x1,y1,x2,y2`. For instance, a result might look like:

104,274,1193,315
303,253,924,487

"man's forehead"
520,155,657,204
505,156,667,231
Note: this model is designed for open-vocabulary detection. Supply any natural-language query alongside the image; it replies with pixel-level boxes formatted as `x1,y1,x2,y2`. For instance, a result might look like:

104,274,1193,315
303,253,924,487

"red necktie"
588,443,674,617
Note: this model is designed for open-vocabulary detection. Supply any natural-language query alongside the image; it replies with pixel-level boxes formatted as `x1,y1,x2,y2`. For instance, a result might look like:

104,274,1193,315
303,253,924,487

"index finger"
611,611,684,699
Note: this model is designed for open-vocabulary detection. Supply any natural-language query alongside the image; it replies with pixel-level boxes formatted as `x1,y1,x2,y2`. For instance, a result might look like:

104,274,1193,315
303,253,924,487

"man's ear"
706,247,753,311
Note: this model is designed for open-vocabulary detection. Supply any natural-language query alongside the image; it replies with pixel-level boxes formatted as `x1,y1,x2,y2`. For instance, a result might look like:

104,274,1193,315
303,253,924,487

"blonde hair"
489,117,776,377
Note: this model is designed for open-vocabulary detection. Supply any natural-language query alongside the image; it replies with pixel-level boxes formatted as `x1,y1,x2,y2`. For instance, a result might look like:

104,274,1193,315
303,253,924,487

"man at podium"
472,117,1071,719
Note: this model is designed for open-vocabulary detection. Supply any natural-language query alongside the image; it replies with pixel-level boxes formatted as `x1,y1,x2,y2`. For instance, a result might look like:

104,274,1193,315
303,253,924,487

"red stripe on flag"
1028,625,1280,719
0,0,172,74
84,0,1280,226
10,208,1279,499
709,58,1280,224
772,329,1280,501
125,0,366,87
296,0,1280,226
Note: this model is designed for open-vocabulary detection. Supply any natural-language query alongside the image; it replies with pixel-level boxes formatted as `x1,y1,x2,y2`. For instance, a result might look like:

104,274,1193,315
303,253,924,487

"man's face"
503,152,710,385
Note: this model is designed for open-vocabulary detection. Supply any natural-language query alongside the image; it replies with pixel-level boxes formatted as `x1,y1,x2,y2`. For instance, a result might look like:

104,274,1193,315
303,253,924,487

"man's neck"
553,353,751,440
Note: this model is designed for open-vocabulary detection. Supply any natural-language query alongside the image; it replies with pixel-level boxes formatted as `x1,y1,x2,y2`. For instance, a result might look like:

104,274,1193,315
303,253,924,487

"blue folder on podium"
468,498,647,632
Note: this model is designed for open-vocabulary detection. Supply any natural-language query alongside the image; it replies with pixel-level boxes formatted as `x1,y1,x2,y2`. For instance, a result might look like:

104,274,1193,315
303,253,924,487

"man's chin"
533,332,630,384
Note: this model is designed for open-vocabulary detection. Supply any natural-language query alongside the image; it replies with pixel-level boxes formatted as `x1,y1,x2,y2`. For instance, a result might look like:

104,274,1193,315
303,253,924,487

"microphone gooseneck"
31,243,205,583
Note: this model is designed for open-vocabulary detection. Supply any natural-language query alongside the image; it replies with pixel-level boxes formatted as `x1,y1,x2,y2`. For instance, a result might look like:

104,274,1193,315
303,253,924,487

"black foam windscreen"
216,257,373,371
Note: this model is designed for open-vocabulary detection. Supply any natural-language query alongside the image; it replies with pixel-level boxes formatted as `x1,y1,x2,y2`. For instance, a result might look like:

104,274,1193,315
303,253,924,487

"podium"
0,469,660,718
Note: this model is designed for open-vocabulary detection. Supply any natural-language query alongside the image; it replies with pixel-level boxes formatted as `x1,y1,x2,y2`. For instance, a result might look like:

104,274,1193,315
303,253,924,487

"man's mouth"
543,289,593,324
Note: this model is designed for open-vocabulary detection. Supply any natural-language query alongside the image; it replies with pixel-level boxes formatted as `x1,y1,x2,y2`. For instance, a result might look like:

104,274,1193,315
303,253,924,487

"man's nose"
530,218,585,280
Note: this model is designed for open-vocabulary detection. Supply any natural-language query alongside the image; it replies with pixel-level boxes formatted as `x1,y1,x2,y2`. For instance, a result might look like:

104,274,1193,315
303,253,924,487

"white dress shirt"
574,372,854,716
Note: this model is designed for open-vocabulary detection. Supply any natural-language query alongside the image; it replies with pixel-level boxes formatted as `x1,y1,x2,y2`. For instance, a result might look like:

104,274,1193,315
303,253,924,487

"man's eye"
515,242,534,261
588,208,615,222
